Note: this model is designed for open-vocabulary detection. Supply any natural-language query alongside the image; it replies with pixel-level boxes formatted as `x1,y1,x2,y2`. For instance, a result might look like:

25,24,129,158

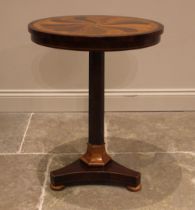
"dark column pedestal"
50,51,141,192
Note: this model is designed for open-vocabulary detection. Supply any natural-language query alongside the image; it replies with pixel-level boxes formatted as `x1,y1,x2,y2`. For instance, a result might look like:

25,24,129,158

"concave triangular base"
50,158,141,192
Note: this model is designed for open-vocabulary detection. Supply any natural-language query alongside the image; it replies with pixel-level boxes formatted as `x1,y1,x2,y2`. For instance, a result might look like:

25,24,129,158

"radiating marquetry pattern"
29,15,163,37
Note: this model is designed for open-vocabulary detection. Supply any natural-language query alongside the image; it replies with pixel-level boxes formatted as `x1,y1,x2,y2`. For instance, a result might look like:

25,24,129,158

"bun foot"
50,183,66,191
127,184,142,192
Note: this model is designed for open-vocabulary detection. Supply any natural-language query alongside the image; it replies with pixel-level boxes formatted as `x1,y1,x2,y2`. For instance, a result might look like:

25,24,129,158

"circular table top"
28,15,164,51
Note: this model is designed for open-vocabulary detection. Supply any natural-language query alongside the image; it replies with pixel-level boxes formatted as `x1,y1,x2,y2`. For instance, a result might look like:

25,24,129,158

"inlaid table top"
28,15,164,51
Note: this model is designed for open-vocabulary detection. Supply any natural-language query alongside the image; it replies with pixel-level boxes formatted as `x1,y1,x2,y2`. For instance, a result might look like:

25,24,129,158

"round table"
28,15,164,192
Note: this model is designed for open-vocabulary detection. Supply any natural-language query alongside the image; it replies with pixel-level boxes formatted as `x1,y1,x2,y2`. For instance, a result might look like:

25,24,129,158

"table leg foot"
50,158,141,191
50,183,66,191
127,184,142,192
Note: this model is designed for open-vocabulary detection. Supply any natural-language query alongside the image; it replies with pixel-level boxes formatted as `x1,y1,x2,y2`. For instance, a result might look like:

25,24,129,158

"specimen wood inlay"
28,15,164,51
29,15,162,37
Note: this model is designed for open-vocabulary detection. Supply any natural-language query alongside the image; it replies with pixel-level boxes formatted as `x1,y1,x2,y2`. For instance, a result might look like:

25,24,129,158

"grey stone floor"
0,112,195,210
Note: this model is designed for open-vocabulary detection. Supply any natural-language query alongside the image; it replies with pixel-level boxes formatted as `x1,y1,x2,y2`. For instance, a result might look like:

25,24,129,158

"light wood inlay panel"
29,15,163,37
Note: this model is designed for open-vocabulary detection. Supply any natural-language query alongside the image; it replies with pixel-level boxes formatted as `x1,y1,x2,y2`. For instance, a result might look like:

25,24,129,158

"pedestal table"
28,15,164,192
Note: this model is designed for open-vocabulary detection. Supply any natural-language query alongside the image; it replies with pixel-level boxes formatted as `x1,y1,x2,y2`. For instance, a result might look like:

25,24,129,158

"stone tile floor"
0,112,195,210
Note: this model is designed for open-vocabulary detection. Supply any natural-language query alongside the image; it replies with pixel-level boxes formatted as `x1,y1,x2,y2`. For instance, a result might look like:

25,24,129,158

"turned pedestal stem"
80,51,111,166
49,50,141,192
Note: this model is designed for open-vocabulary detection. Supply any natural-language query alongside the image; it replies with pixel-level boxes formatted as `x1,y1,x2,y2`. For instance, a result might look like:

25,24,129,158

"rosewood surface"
29,15,163,51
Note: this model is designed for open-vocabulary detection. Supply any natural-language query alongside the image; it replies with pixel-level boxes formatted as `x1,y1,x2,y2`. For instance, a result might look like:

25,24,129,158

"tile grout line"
0,152,82,155
37,156,53,210
0,151,195,155
17,113,33,154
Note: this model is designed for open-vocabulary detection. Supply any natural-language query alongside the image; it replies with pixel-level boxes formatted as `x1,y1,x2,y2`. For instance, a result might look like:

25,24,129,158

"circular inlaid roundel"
29,15,163,37
28,15,164,51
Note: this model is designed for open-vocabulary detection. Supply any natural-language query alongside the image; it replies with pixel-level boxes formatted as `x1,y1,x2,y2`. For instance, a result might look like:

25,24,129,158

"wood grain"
29,15,163,37
28,15,164,51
